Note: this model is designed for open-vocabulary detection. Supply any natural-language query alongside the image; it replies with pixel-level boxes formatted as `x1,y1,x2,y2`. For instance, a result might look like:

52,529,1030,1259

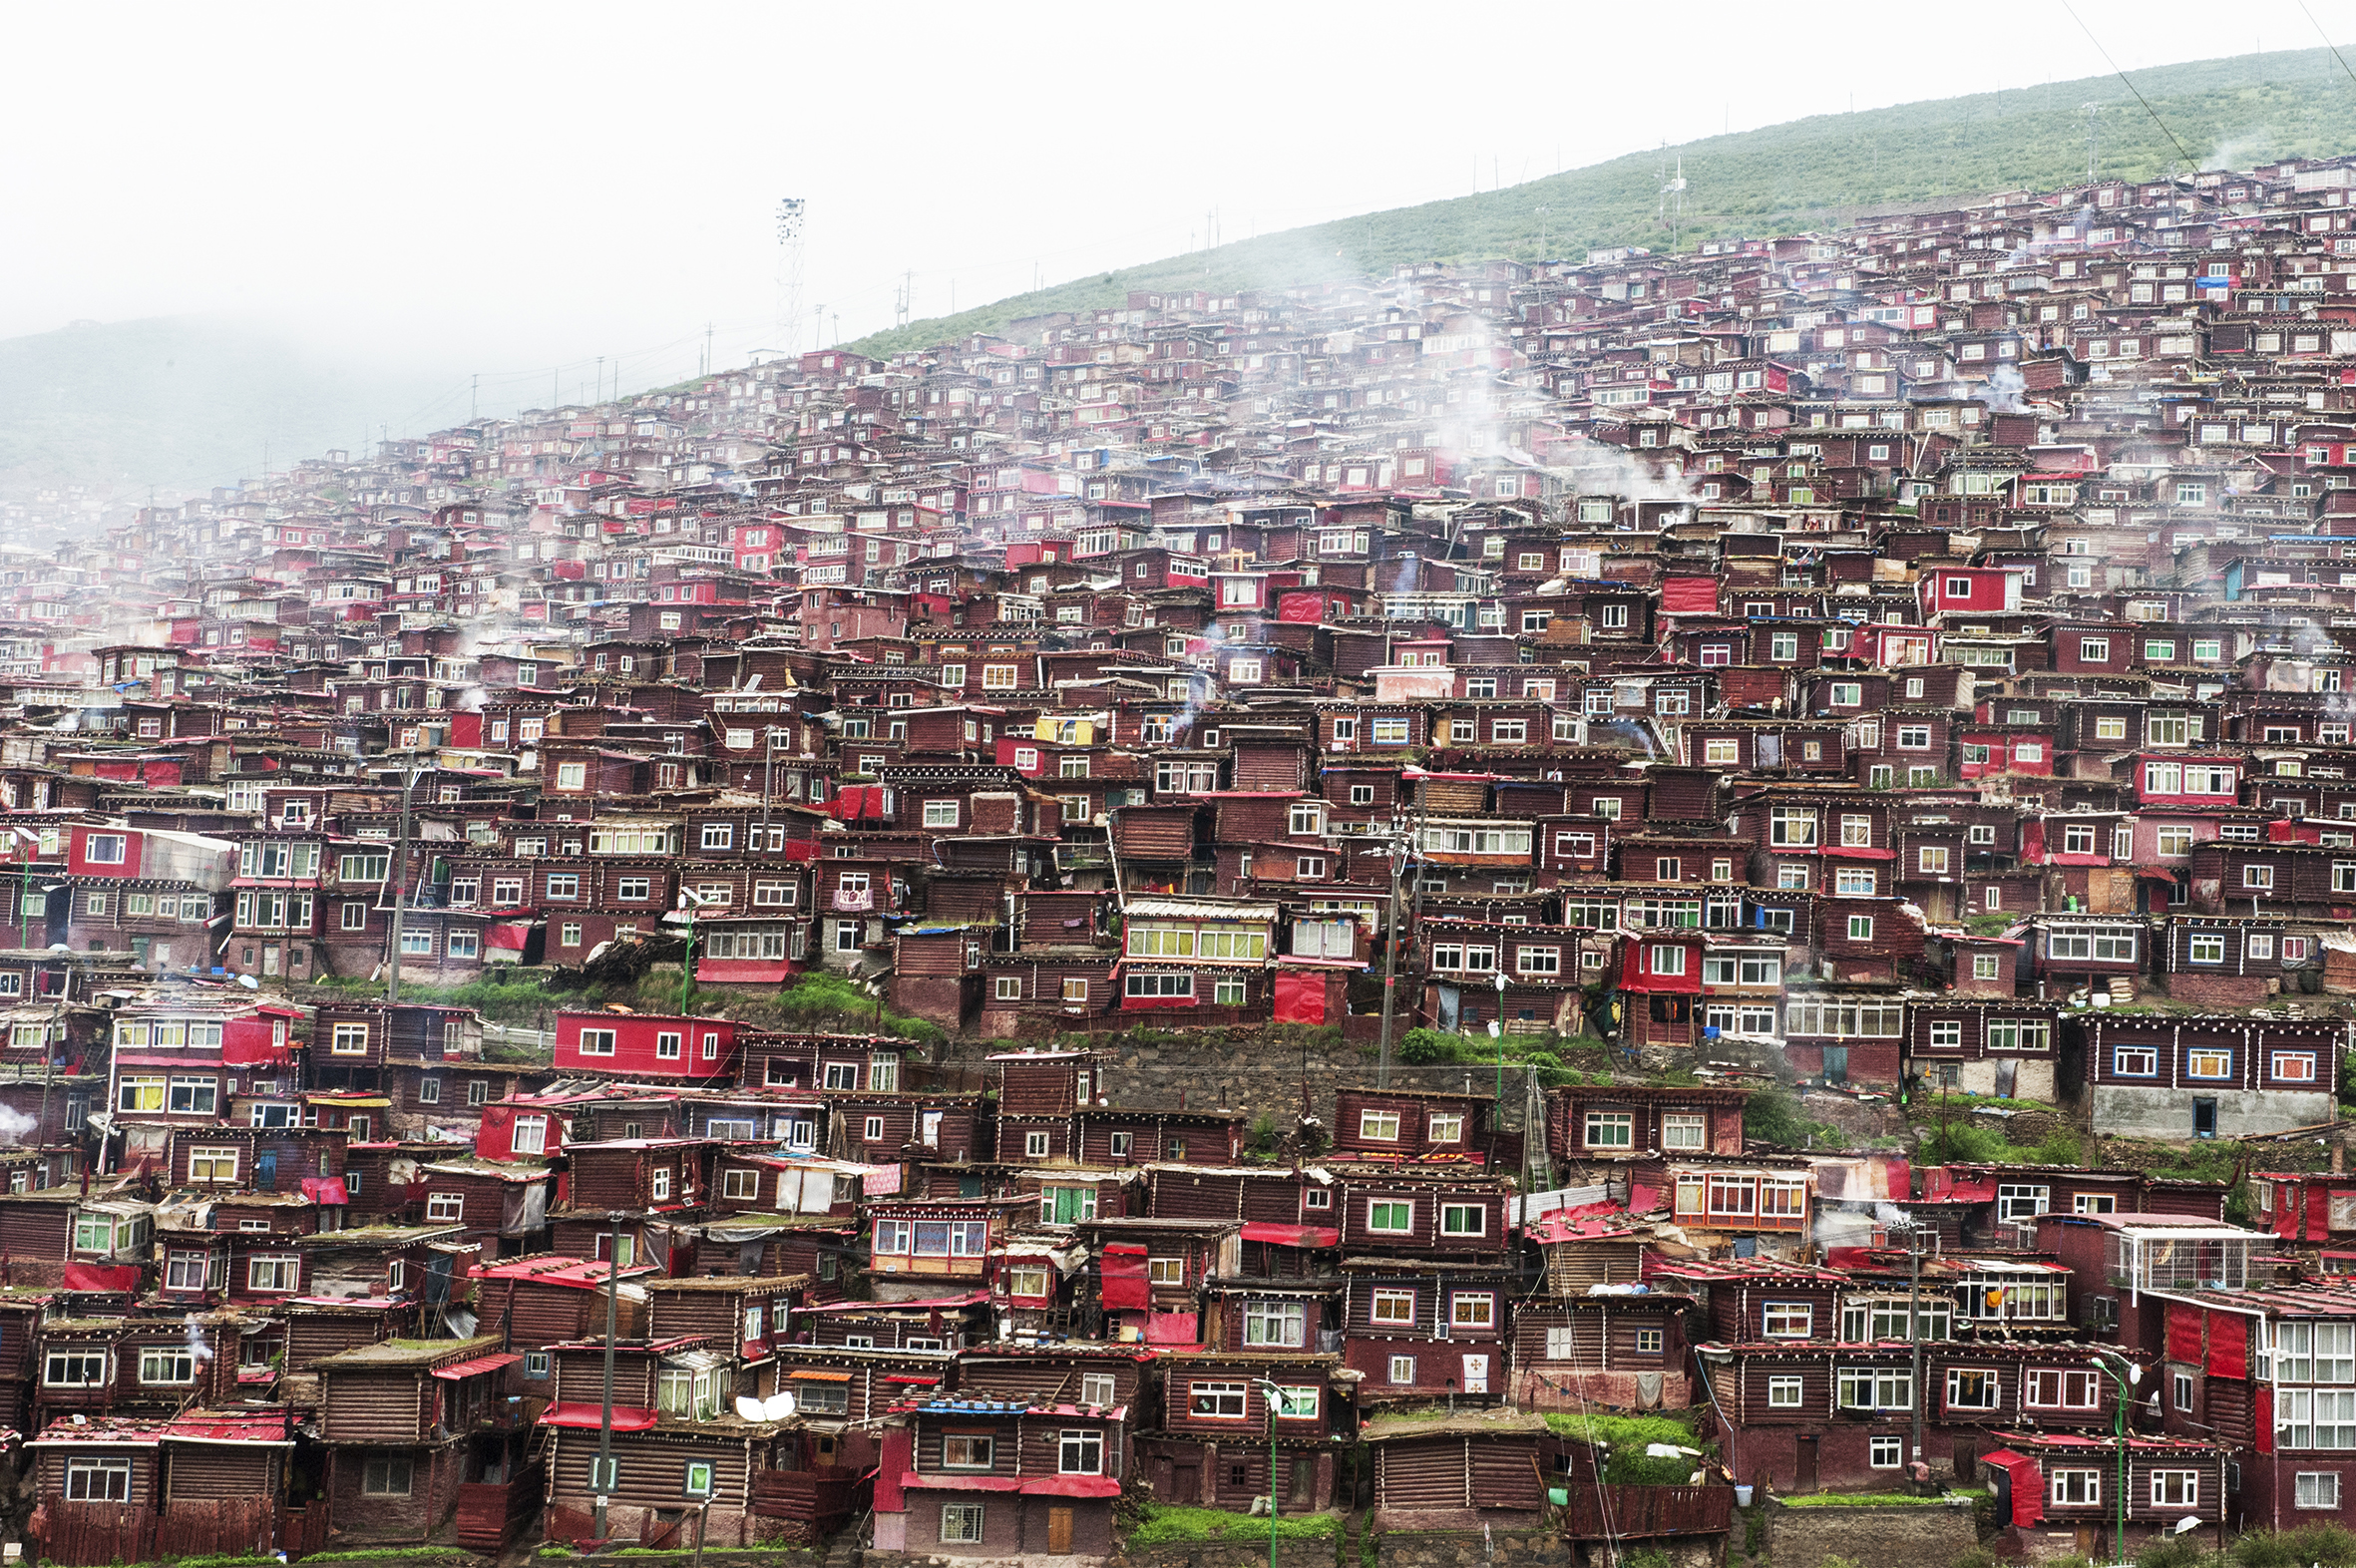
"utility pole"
593,1208,622,1542
1906,1222,1927,1475
1374,818,1406,1090
470,374,478,422
385,763,414,1003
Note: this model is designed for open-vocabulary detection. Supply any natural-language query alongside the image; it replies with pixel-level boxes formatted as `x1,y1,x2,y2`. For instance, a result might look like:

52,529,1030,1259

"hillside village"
18,150,2356,1568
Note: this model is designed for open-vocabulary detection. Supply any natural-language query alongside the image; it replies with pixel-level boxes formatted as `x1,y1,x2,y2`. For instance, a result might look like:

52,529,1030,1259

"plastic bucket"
1547,1488,1569,1507
1735,1485,1756,1508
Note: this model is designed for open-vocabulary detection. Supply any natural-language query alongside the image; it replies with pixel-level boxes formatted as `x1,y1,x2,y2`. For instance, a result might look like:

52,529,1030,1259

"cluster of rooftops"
19,146,2356,1556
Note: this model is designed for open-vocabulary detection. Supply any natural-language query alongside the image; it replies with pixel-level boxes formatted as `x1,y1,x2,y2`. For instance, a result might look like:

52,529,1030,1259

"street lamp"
664,885,721,1012
1250,1379,1285,1568
2092,1351,2144,1566
1490,971,1508,1102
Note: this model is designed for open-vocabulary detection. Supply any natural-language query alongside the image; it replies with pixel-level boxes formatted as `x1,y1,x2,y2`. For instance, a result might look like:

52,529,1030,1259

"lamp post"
1491,970,1508,1102
667,886,719,1012
2093,1352,2144,1566
1251,1378,1284,1568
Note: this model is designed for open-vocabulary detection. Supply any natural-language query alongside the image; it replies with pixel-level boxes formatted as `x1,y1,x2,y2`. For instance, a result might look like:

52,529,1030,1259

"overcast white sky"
0,1,2314,423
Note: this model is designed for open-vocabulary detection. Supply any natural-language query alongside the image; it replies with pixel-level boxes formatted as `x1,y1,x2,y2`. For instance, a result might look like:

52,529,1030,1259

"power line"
2297,0,2356,94
2060,0,2194,168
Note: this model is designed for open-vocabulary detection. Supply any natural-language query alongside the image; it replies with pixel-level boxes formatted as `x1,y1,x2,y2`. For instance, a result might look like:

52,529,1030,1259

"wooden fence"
33,1496,281,1566
457,1462,544,1550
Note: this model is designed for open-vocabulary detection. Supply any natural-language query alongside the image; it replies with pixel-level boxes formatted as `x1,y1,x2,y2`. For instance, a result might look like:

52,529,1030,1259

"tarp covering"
1240,1223,1341,1249
1144,1312,1200,1346
1273,969,1328,1024
61,1263,142,1293
1099,1249,1149,1310
1660,578,1721,615
299,1176,349,1205
1982,1448,2043,1527
485,924,534,951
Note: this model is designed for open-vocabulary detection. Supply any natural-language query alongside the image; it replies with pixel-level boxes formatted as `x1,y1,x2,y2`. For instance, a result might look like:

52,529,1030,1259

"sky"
0,0,2317,429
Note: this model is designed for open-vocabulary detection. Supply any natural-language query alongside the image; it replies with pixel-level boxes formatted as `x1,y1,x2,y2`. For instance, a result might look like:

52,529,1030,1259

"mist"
0,0,2289,441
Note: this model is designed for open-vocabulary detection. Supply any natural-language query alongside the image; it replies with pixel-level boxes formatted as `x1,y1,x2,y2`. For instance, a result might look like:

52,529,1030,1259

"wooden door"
1794,1434,1817,1493
1047,1506,1073,1553
1172,1465,1199,1504
1291,1456,1316,1507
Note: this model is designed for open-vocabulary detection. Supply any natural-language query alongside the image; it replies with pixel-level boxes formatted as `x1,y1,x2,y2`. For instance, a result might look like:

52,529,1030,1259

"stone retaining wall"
1104,1538,1337,1568
1764,1500,1976,1568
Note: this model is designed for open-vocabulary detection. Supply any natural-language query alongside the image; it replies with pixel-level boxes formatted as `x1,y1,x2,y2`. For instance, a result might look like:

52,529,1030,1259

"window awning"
790,1370,853,1382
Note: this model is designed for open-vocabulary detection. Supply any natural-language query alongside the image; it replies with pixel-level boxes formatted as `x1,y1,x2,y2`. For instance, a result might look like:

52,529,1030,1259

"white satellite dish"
237,975,260,989
763,1391,796,1419
734,1395,765,1421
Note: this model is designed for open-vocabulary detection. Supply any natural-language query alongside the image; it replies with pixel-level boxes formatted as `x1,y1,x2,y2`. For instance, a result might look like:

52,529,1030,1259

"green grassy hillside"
850,47,2356,358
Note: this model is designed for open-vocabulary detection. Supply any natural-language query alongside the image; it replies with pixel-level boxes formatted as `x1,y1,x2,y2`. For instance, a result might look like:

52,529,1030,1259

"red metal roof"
164,1411,291,1444
431,1352,522,1381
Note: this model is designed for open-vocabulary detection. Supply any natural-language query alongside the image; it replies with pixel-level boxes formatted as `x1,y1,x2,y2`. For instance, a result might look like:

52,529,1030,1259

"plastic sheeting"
1981,1448,2043,1527
1273,969,1328,1024
1099,1245,1149,1310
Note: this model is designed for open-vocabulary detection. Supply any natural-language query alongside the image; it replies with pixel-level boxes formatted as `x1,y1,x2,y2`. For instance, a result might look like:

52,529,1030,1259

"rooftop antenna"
776,197,808,356
1661,154,1688,252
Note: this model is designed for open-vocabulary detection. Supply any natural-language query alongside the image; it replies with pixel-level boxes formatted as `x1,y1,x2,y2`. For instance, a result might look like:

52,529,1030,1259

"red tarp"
1276,591,1330,623
1144,1313,1200,1346
1982,1448,2043,1527
299,1176,349,1205
2165,1303,2205,1366
1099,1249,1149,1310
484,924,533,951
2206,1309,2248,1377
1273,970,1327,1024
61,1263,141,1294
1660,578,1721,615
539,1402,656,1430
1239,1223,1342,1249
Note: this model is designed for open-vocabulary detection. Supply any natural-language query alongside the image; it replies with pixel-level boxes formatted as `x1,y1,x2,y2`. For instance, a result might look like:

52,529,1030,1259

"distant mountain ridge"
0,316,444,502
847,47,2356,357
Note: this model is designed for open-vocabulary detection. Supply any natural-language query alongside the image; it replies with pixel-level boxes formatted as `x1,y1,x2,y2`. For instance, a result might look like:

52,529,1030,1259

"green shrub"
1397,1027,1458,1065
2136,1536,2217,1568
2232,1532,2303,1568
2284,1522,2356,1568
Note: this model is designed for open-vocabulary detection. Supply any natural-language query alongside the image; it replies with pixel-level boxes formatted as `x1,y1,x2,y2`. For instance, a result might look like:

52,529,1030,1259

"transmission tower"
776,197,808,355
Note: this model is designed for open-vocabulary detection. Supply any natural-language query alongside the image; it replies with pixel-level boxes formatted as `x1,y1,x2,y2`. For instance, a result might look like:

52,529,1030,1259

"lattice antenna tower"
776,197,808,355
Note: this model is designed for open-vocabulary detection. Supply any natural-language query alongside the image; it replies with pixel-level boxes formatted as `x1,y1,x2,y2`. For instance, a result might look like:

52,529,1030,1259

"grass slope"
849,47,2356,358
0,316,445,500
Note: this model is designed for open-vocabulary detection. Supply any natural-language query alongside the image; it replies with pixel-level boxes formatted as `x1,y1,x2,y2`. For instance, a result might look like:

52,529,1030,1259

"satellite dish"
237,975,260,989
734,1395,765,1421
763,1391,796,1419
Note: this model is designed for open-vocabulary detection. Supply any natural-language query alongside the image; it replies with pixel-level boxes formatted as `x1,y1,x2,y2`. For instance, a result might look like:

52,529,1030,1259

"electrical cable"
2058,1,2194,169
2297,0,2356,94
